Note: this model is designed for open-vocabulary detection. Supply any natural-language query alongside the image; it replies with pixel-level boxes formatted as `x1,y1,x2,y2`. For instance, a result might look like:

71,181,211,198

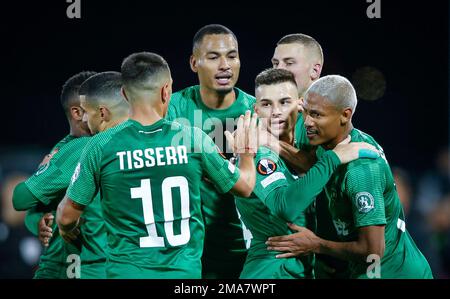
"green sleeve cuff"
12,182,39,211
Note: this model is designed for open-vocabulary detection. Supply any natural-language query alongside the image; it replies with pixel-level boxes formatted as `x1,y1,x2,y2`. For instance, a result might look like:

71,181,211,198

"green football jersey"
295,113,351,278
317,128,432,279
66,119,240,279
167,85,255,278
235,146,342,278
24,135,107,279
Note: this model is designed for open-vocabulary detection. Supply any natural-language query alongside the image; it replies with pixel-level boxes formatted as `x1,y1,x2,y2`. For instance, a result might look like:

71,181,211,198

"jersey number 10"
131,177,191,248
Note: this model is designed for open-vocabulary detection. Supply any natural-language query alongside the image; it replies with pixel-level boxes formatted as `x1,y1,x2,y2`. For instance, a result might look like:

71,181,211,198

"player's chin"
269,128,282,140
306,134,321,146
215,85,234,95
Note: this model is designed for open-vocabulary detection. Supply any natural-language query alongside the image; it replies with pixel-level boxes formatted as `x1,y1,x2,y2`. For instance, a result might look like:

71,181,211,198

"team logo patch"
71,163,81,184
35,163,49,176
257,159,277,175
355,192,375,213
34,148,59,176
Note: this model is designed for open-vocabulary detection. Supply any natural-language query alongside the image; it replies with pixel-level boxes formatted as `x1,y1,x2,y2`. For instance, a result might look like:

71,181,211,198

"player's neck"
129,104,163,126
69,120,90,137
199,86,236,110
103,116,129,131
280,130,295,146
324,124,354,150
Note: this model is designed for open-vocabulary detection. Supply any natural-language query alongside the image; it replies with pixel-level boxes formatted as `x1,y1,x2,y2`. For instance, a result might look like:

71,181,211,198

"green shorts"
239,256,309,279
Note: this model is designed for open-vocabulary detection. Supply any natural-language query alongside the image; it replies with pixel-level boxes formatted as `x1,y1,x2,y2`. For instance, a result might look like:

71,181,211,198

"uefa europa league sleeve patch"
355,192,375,213
257,159,277,175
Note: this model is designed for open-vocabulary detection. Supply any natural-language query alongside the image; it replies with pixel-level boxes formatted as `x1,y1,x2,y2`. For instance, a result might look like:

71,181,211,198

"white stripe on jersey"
397,219,406,232
261,172,286,188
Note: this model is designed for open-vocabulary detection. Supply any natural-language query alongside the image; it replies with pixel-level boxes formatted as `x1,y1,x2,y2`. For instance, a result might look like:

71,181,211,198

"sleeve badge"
257,159,277,175
355,192,375,213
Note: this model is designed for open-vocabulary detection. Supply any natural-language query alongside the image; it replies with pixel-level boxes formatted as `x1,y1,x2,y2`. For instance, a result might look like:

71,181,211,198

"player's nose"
218,57,231,70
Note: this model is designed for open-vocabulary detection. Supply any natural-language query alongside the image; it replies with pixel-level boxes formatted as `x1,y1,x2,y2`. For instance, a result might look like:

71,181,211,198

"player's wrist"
239,151,256,158
314,237,328,255
59,217,80,233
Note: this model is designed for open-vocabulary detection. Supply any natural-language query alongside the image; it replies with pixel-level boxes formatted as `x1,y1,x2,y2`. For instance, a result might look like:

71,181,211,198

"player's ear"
253,103,259,114
340,108,352,125
161,82,171,104
190,55,198,73
99,106,111,121
70,106,83,121
310,63,322,81
121,87,129,102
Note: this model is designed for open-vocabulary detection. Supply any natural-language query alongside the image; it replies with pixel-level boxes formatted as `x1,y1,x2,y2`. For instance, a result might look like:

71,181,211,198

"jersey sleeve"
345,161,387,228
261,150,341,222
24,161,68,205
252,148,288,201
196,128,240,194
24,207,44,237
66,140,102,207
12,181,40,211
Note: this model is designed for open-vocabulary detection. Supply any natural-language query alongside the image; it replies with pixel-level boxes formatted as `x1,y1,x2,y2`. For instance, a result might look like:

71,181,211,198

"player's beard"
216,86,234,96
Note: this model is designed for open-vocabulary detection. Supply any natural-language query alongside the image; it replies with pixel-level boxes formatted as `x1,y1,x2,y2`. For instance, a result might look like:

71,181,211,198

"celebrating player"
12,71,108,279
166,24,255,278
266,75,433,279
56,52,258,278
235,68,379,278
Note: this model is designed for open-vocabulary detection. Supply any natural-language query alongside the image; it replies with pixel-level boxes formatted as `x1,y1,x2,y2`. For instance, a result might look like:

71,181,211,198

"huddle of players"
12,24,432,279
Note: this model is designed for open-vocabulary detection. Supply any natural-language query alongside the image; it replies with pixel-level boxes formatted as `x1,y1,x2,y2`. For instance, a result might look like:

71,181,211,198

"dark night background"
1,0,449,173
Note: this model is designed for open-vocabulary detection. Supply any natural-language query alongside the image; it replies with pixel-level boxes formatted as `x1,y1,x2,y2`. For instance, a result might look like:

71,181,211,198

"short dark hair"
255,68,297,89
79,71,123,105
192,24,237,52
121,52,170,92
60,71,97,115
277,33,323,63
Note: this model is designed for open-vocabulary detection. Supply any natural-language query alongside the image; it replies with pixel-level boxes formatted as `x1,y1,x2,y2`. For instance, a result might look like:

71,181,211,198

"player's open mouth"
215,73,232,85
271,120,285,129
306,128,318,138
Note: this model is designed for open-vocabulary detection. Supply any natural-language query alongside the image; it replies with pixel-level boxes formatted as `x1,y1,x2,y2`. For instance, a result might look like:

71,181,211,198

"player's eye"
285,60,296,66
